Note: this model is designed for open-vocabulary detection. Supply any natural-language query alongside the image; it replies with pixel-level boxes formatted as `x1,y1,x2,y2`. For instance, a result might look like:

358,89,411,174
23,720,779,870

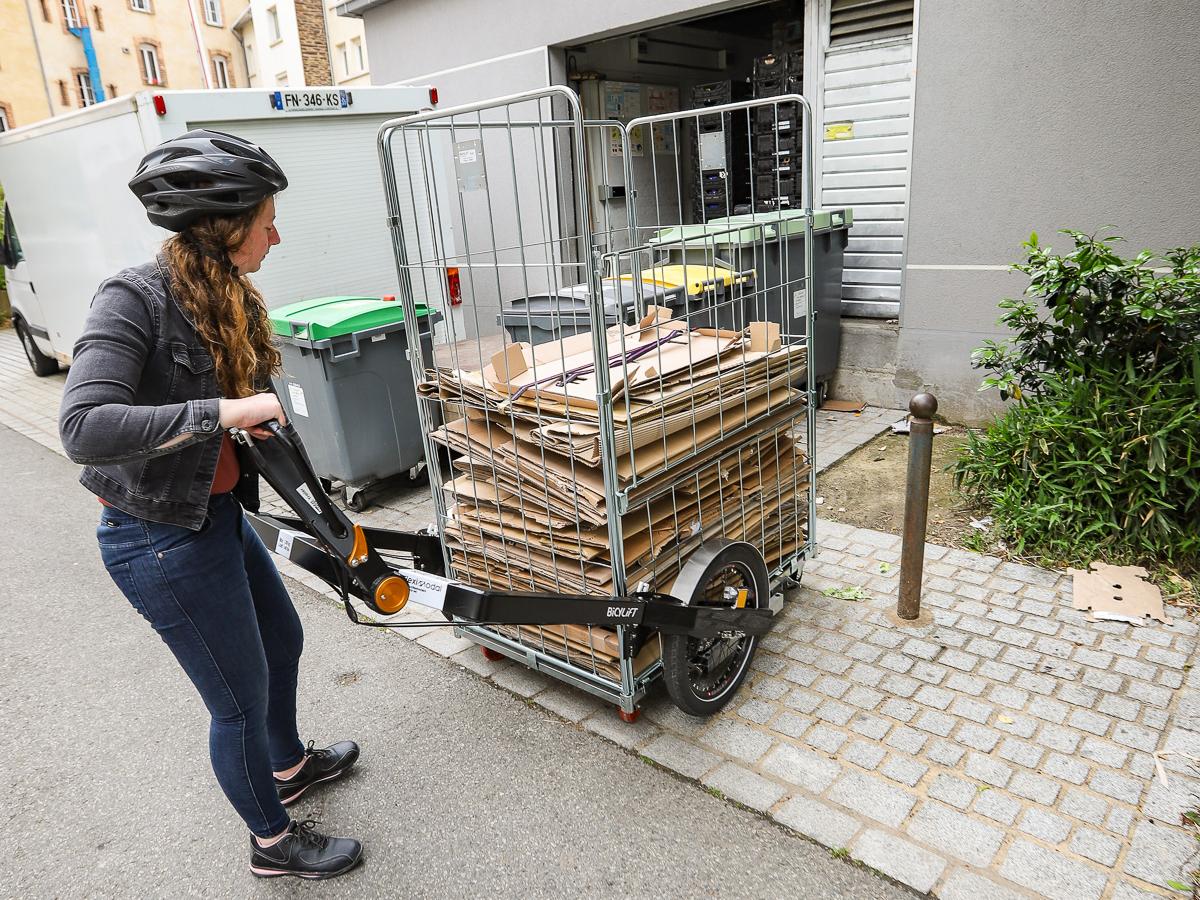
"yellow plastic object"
627,264,753,297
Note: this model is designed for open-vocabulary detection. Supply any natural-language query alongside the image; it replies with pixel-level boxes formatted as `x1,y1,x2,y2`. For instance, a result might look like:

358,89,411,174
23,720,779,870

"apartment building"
0,0,249,130
233,0,369,88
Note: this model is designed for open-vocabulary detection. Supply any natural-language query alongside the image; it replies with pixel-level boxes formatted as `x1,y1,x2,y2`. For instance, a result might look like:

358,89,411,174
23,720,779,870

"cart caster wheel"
618,708,641,724
481,647,505,662
343,488,368,512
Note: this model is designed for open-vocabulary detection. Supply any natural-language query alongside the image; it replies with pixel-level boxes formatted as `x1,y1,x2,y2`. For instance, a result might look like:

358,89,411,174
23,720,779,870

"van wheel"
15,317,59,376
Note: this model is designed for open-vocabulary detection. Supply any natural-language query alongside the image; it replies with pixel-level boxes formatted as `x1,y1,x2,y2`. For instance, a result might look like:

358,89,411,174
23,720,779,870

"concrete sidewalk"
5,326,1198,898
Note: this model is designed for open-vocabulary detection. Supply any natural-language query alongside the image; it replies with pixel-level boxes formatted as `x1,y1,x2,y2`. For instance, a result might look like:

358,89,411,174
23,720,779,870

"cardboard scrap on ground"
1068,562,1167,625
821,398,866,413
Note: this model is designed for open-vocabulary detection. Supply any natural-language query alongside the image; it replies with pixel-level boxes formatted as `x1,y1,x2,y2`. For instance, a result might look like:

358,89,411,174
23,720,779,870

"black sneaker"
249,820,362,880
275,739,360,806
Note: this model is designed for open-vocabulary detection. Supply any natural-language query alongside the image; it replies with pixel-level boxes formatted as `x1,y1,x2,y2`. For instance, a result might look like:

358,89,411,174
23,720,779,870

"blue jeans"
97,493,304,838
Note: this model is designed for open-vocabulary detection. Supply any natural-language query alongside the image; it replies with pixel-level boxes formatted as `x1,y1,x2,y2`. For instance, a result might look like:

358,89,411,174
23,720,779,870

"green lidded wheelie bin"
648,209,851,388
269,295,441,511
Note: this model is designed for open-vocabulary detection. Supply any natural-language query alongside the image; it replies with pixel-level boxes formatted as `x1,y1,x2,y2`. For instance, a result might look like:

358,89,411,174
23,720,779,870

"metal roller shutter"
821,0,915,315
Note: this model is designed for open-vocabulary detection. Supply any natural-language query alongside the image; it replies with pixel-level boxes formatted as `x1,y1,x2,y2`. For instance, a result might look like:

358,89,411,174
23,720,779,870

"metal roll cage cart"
246,85,818,721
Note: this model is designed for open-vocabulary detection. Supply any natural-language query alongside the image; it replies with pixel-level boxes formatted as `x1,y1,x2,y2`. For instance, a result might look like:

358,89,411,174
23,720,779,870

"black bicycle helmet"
128,128,288,232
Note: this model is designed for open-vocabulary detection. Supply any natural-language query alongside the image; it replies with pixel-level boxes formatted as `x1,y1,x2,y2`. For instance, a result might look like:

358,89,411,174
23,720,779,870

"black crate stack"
752,18,804,211
688,79,751,221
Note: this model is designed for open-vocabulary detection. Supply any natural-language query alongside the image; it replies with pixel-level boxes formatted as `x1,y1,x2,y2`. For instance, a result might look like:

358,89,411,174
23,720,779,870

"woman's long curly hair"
162,202,280,399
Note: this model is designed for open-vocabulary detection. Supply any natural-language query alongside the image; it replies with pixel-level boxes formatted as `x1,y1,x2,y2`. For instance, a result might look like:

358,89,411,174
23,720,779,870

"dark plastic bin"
270,295,441,510
498,278,684,346
648,209,852,384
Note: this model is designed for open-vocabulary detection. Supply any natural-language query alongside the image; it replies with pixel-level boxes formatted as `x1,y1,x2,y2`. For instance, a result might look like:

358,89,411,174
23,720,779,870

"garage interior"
559,1,807,234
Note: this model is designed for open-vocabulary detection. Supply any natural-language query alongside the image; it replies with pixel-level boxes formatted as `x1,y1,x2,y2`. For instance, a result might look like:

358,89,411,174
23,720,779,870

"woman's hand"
219,393,288,439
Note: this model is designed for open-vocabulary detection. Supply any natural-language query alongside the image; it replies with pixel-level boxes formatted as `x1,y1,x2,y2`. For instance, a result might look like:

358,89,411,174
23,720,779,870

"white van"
0,86,437,375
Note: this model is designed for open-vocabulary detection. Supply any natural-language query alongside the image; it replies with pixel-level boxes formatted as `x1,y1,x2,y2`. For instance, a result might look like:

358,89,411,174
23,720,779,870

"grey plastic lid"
502,277,683,319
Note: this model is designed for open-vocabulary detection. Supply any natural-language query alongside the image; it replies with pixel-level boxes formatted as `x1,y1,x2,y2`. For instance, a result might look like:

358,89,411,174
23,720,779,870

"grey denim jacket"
59,257,260,529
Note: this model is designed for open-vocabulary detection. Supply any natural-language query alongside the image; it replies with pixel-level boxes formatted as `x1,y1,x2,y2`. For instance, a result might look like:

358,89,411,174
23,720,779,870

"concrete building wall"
897,0,1200,421
0,0,249,127
348,0,749,84
0,0,54,129
325,0,369,85
237,0,367,87
247,0,304,86
236,13,260,86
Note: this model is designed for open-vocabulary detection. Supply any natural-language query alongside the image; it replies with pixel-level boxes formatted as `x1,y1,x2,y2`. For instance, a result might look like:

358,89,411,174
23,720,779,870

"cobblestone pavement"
6,326,1198,898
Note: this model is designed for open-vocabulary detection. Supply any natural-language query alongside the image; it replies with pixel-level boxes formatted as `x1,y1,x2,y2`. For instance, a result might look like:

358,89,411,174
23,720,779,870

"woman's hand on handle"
219,393,287,440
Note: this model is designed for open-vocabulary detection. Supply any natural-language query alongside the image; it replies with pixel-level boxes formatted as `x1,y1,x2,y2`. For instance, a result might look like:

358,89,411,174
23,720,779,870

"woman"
60,130,363,880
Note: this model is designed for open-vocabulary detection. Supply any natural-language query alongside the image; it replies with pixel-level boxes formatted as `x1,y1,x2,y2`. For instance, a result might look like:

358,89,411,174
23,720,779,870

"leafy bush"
955,231,1200,570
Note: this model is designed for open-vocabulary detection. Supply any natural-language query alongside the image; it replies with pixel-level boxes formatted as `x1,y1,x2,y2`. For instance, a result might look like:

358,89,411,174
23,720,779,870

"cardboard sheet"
820,398,866,412
1068,562,1168,625
423,315,811,680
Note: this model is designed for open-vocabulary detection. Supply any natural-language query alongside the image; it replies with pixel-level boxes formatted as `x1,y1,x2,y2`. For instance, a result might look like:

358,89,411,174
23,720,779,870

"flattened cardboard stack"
419,308,811,680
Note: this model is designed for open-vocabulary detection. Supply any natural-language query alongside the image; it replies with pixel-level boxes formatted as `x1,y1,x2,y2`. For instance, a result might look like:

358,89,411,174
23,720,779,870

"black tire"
661,540,771,717
15,317,59,377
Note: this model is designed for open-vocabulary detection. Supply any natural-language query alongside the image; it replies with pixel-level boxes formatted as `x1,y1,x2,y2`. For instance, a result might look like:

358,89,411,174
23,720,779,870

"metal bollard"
897,393,938,622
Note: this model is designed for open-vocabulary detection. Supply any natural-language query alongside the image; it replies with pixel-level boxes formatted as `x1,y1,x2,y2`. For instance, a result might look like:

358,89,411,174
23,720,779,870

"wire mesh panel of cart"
377,87,818,716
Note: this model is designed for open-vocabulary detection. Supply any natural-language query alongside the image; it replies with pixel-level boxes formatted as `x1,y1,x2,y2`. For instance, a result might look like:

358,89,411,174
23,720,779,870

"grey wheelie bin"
270,295,441,511
498,276,686,346
648,209,851,388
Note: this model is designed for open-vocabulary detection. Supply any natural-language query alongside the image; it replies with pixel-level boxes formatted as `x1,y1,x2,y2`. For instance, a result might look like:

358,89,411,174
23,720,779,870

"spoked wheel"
661,540,770,717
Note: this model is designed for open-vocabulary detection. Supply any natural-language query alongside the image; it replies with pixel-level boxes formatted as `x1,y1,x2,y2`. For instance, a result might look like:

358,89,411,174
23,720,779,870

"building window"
107,83,117,97
76,71,96,106
245,42,256,77
267,6,281,43
352,37,364,72
337,42,348,77
275,71,288,87
129,0,151,11
62,0,82,28
203,0,221,27
40,0,51,22
213,55,230,88
91,5,103,29
139,43,162,86
0,105,10,132
57,79,69,105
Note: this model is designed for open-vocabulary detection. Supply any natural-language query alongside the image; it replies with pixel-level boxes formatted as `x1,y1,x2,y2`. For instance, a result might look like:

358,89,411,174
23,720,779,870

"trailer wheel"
661,540,770,717
15,317,59,377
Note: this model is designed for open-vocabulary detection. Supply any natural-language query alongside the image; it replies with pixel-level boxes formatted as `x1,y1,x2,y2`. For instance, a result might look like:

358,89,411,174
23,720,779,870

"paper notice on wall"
624,85,644,156
793,287,807,320
287,382,309,417
604,82,645,156
647,85,679,154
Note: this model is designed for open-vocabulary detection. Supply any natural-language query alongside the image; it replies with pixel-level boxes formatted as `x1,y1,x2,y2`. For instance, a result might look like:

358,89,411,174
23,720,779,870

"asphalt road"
0,423,912,899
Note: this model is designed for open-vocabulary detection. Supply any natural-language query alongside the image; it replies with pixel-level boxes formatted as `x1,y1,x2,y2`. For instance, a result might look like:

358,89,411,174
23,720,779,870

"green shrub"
955,230,1200,570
